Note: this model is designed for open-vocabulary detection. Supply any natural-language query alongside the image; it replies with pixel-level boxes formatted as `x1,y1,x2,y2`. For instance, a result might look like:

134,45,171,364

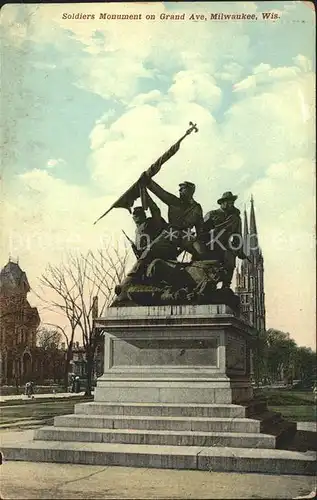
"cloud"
0,169,134,291
224,72,315,172
168,71,222,111
218,62,243,83
293,54,313,72
86,56,315,210
33,62,57,71
1,3,255,103
74,54,155,102
45,158,66,169
248,157,315,347
233,62,303,93
130,90,163,108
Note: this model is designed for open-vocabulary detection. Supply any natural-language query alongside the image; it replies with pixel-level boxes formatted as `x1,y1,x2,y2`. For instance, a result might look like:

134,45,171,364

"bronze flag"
93,121,198,225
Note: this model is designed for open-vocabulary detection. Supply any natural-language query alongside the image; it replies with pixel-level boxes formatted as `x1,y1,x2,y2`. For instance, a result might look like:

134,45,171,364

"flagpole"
93,121,198,225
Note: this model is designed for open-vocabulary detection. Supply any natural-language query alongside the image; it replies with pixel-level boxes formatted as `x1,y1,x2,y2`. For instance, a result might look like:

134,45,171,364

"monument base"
1,304,311,475
94,304,254,405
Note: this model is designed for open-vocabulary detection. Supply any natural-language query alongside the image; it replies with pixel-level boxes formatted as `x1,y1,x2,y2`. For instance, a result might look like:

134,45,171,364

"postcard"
0,1,316,495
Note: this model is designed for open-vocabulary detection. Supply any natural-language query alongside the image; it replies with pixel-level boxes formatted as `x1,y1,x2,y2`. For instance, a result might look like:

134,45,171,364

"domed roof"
0,260,30,293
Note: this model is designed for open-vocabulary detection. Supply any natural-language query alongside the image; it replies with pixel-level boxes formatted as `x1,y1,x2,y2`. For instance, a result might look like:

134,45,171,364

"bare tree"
39,322,77,390
38,243,130,396
36,325,62,350
37,270,83,390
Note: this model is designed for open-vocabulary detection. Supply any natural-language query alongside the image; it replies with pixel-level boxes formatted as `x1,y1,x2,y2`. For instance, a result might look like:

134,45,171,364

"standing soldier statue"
203,191,247,289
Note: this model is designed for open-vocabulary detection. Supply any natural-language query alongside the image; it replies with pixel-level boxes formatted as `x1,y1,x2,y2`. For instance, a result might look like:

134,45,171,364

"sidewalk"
0,458,316,499
296,422,316,432
0,392,86,403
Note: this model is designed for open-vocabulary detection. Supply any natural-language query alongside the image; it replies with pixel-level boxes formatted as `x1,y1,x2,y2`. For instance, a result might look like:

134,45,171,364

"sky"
0,1,315,348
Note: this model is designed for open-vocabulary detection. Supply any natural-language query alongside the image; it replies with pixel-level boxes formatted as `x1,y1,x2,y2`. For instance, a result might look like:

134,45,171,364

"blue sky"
0,2,315,347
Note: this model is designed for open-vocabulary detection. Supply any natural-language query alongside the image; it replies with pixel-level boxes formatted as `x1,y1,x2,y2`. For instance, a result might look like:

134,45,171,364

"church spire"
235,195,266,333
241,206,250,270
250,194,257,235
249,195,259,254
243,205,249,242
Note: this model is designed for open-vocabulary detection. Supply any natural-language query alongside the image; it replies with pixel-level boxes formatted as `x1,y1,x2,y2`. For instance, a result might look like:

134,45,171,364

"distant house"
64,340,104,382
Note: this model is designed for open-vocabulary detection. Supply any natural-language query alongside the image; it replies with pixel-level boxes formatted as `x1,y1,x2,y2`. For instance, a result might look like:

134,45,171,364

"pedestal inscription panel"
111,338,218,367
226,334,246,372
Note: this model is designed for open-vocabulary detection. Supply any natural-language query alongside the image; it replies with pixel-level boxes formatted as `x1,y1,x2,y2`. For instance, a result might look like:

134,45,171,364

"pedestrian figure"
24,381,31,398
75,376,80,393
29,381,35,399
70,374,76,393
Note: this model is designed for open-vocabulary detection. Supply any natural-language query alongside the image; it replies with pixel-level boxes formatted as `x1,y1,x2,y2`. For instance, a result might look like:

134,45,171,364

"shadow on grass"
281,430,317,453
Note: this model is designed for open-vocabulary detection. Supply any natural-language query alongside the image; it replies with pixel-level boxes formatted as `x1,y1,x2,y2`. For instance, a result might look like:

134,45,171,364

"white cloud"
74,54,154,102
224,72,315,172
130,90,162,108
168,71,222,111
33,62,57,70
0,169,134,297
1,3,255,103
218,62,243,83
247,157,315,347
253,63,271,75
293,54,313,72
233,62,303,93
45,158,66,169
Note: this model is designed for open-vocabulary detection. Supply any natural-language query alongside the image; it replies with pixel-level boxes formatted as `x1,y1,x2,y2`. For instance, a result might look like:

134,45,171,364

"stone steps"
2,439,316,475
34,426,276,448
74,402,246,418
1,399,304,475
53,414,261,433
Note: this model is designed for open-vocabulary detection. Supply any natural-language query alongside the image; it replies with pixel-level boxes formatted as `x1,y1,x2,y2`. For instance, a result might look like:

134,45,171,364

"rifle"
122,230,140,258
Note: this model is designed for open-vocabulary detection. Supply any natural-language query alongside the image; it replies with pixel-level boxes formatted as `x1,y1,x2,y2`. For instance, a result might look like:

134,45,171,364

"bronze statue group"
113,174,248,309
95,123,249,309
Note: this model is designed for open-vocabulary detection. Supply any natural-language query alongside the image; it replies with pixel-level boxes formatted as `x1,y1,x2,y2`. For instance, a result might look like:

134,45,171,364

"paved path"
296,422,316,432
0,392,86,403
0,460,316,499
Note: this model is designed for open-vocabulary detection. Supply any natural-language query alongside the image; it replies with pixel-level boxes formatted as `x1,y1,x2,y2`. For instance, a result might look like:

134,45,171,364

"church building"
235,196,266,332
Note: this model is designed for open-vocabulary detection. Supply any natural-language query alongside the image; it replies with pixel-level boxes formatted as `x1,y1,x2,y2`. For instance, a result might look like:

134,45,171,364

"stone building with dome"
0,259,41,385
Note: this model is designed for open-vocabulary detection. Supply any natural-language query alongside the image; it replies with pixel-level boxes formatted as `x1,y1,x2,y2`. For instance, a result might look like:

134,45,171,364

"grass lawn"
254,388,316,422
0,395,90,407
270,405,316,422
254,388,315,405
0,396,93,427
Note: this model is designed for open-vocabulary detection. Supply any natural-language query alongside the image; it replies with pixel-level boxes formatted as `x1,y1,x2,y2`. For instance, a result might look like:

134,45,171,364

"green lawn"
0,395,90,407
0,396,93,428
254,388,316,422
270,405,316,422
254,388,315,406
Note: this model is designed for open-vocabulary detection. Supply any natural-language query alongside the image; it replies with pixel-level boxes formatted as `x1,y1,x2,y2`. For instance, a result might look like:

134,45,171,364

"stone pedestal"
1,304,306,474
94,304,254,404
